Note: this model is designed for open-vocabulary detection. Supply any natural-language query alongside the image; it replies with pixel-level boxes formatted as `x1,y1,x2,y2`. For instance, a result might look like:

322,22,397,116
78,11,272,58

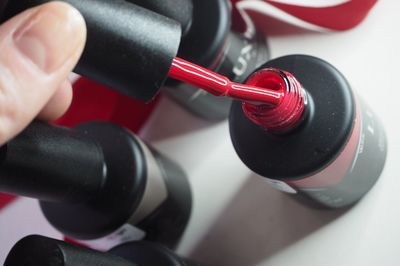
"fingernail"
13,3,86,73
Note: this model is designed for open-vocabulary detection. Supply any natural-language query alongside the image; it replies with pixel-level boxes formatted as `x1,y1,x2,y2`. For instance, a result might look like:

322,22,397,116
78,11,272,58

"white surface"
0,199,62,263
1,1,399,265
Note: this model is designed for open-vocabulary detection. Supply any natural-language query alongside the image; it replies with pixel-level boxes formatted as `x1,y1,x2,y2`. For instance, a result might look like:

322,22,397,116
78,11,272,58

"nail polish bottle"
0,121,192,248
229,55,387,208
5,235,196,266
157,0,270,120
1,0,181,102
5,235,136,266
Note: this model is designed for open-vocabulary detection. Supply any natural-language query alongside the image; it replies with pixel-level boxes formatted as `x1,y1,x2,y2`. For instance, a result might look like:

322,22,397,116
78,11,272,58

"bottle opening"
242,68,308,133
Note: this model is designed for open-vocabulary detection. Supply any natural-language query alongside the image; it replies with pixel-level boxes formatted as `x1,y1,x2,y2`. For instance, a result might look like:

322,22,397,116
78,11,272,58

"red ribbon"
0,193,16,209
232,0,377,31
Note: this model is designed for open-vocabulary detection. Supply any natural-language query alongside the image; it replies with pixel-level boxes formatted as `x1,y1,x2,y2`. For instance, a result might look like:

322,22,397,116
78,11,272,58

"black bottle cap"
110,241,187,266
1,0,182,102
0,121,191,246
0,121,145,239
0,121,105,203
0,1,6,14
5,235,136,266
40,122,146,240
230,55,355,179
178,0,231,68
128,0,193,36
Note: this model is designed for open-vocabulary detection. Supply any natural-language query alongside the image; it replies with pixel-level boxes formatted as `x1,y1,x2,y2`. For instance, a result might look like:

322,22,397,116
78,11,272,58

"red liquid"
168,57,306,132
243,68,307,132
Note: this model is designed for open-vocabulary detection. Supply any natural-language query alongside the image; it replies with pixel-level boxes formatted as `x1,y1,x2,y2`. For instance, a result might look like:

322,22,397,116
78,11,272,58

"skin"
0,1,87,144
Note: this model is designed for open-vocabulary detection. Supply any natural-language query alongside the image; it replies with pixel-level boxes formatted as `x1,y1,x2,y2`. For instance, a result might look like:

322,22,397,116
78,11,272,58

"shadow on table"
189,174,349,266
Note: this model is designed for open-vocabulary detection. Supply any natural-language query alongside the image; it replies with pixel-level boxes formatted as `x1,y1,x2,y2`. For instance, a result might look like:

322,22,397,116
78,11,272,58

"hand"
0,2,86,144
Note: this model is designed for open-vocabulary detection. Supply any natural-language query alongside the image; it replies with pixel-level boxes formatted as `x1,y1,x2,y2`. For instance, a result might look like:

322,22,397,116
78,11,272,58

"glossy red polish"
169,57,307,132
169,57,283,105
242,68,307,133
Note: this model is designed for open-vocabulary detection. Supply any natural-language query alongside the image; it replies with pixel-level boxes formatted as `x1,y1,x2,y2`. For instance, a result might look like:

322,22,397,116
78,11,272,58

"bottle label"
71,137,168,251
220,31,269,83
264,178,297,194
127,138,168,224
288,96,387,207
78,224,146,251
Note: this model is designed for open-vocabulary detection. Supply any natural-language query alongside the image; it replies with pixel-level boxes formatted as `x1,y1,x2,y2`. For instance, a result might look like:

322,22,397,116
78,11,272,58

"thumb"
0,2,86,144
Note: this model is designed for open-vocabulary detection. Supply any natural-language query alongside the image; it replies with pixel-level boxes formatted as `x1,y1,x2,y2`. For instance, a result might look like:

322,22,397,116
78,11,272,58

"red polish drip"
168,57,306,132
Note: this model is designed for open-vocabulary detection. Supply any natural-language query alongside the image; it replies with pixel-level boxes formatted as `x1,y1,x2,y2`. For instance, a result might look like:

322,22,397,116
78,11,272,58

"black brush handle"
1,0,182,101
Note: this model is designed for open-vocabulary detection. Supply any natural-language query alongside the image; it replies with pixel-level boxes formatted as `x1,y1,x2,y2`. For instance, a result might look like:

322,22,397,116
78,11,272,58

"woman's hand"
0,1,86,144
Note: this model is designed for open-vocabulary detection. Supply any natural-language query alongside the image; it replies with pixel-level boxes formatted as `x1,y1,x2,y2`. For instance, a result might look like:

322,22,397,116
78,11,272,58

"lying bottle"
229,55,387,208
0,121,192,248
137,0,270,120
5,235,196,266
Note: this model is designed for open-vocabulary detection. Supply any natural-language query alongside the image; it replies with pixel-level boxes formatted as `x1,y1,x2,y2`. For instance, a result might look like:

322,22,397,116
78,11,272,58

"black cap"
5,235,136,266
0,1,6,14
0,121,105,203
1,0,182,101
128,0,193,36
0,121,147,240
40,122,147,240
